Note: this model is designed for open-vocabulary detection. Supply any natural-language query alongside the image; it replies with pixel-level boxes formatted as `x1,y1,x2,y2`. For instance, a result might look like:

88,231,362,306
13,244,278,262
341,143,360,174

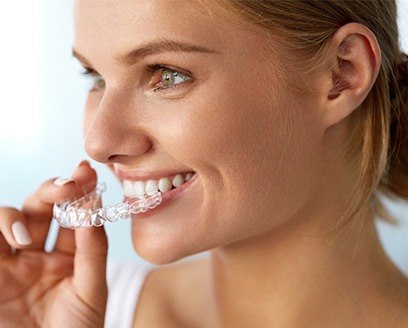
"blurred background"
0,1,407,271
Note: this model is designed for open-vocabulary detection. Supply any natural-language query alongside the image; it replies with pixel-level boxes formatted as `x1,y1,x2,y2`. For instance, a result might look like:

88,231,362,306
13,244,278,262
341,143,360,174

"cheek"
211,97,306,226
152,79,317,242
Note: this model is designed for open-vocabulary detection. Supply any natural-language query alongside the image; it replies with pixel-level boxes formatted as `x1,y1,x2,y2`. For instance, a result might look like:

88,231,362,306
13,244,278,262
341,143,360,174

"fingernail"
11,221,32,245
78,160,90,167
54,177,75,186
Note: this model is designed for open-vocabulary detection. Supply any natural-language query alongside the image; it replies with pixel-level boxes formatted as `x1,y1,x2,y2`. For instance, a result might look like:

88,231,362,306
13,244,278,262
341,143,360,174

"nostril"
85,127,153,164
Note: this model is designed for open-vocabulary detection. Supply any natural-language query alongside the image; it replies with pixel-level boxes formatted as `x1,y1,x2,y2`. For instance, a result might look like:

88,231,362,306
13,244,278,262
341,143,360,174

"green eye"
161,69,175,87
95,77,106,88
157,68,190,91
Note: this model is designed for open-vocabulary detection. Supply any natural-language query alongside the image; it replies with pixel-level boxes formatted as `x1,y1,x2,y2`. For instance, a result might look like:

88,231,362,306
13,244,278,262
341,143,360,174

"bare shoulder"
132,257,211,328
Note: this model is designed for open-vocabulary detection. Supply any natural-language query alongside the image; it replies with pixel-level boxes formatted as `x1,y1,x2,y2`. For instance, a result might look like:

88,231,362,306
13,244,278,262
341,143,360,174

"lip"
123,172,199,219
115,167,195,182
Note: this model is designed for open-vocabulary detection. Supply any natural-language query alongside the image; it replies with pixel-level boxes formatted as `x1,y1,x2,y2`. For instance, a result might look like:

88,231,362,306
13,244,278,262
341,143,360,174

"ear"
318,22,382,128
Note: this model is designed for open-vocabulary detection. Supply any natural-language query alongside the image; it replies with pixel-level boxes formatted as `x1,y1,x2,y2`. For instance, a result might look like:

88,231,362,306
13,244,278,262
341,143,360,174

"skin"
0,0,407,327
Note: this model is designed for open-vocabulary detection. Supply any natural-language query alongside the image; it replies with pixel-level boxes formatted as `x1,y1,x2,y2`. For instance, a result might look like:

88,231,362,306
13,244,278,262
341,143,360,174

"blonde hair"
198,0,408,232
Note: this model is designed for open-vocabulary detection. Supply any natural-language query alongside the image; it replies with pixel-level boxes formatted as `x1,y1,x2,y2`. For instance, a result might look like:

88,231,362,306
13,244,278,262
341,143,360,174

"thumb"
72,224,108,313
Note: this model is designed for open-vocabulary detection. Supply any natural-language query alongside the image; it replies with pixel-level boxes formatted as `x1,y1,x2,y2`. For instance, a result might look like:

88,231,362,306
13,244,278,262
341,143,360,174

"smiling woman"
1,0,408,328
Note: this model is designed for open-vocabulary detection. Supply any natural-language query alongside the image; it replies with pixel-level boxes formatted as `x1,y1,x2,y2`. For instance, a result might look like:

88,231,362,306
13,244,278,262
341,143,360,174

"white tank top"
105,260,157,328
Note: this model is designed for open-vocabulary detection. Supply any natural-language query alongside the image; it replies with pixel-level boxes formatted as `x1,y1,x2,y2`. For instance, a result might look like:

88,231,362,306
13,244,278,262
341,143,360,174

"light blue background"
0,1,407,270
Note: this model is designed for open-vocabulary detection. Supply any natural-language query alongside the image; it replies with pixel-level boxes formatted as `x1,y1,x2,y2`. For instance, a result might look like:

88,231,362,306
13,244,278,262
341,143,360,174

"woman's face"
73,0,324,264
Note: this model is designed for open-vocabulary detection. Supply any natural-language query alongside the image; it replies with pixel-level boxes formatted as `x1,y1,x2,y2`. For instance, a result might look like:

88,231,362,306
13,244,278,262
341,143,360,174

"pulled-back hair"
197,0,408,232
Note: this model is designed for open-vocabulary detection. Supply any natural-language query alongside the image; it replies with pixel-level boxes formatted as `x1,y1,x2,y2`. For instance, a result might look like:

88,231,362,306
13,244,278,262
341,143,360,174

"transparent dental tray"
52,182,162,229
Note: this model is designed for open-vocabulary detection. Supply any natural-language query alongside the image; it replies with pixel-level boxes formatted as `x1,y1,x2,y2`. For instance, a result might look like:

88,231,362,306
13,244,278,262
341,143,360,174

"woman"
0,0,407,327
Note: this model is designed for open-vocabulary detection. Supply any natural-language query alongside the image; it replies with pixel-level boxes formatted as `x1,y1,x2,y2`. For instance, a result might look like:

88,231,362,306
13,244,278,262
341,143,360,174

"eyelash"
80,64,192,92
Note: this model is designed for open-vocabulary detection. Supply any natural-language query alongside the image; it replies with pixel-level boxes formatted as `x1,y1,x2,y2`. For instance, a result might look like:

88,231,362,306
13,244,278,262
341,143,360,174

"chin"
131,238,190,265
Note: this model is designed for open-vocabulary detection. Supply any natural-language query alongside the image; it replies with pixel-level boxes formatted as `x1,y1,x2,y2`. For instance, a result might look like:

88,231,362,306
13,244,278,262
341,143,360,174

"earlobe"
320,22,382,128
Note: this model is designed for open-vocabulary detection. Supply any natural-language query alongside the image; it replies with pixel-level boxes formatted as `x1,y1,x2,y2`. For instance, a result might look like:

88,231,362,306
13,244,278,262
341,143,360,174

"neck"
207,205,407,327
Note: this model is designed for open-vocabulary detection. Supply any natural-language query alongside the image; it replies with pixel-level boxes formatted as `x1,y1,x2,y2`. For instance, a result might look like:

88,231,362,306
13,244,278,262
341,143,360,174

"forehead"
73,0,240,59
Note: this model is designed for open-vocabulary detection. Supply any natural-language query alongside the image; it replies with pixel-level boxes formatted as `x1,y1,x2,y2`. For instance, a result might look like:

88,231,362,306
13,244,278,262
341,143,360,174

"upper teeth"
123,172,194,197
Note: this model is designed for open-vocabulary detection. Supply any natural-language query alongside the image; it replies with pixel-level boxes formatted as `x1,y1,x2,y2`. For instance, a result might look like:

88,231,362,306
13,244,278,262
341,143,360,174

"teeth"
158,177,172,193
122,172,194,198
172,174,185,187
134,181,145,198
185,172,193,181
145,180,159,196
123,180,134,196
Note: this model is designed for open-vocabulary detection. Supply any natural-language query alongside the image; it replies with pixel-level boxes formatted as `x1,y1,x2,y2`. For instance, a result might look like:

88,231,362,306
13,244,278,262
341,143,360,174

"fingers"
20,178,81,250
0,160,99,255
53,162,98,255
72,225,108,313
20,160,97,251
0,227,12,259
0,207,32,250
68,186,108,314
71,160,98,194
52,228,75,255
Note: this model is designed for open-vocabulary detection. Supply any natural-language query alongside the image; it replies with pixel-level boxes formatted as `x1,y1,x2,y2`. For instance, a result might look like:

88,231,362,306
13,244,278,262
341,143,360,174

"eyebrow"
72,39,220,67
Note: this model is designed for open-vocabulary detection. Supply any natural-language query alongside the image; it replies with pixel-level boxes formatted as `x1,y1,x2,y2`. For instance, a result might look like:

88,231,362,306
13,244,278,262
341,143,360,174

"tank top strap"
105,260,157,328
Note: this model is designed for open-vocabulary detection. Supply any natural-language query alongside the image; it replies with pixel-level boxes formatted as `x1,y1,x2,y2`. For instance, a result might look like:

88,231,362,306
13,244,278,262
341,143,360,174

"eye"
81,67,105,91
80,65,192,93
148,64,192,92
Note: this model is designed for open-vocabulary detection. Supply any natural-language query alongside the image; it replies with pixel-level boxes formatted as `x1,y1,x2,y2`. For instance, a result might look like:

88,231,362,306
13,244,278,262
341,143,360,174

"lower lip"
123,172,198,219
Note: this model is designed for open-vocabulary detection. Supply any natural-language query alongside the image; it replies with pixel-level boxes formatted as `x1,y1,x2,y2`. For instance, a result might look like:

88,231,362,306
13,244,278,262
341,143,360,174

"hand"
0,161,108,328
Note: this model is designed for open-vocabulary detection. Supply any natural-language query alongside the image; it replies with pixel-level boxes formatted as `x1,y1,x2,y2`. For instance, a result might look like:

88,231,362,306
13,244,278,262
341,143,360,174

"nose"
83,90,152,164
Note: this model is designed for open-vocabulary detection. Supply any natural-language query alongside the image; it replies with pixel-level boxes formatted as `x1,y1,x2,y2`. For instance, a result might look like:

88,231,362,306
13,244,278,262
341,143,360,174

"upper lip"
114,167,195,182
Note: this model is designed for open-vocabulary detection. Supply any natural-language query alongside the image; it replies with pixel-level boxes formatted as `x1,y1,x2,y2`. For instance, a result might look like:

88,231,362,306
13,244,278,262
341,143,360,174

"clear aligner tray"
52,182,162,229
